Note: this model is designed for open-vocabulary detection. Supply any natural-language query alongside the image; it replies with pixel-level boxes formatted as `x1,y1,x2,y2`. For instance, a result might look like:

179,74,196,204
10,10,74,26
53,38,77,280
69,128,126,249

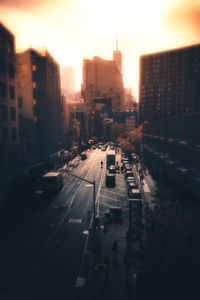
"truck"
39,172,63,193
106,150,116,169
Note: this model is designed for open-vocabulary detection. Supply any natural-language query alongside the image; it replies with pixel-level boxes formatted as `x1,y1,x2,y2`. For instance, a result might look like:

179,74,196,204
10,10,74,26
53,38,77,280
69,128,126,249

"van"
81,152,87,160
106,174,116,188
40,172,63,193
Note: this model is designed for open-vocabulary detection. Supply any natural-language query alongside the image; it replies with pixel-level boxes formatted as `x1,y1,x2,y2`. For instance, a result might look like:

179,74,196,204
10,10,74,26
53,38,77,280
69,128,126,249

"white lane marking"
101,189,124,197
100,195,123,202
69,219,82,223
100,202,114,208
96,161,106,216
143,180,150,192
47,156,97,242
85,184,93,187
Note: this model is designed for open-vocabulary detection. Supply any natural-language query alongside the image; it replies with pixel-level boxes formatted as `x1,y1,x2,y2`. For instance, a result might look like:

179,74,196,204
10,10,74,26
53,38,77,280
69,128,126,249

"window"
32,82,36,88
10,107,16,120
1,105,8,120
11,127,17,141
0,81,6,97
18,97,22,108
0,36,3,51
2,127,9,142
17,81,21,88
9,64,15,78
16,63,22,73
32,65,36,71
33,99,37,105
0,58,6,74
33,115,37,122
7,41,13,55
9,85,15,99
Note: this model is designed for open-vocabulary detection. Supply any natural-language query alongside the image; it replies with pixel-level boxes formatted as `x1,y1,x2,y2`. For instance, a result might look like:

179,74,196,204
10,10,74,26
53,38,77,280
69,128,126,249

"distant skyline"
1,0,200,99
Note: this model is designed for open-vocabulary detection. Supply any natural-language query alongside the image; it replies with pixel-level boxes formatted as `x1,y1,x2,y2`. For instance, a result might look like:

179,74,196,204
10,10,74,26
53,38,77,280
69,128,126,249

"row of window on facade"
1,127,17,142
0,36,13,55
1,105,16,121
0,59,15,77
0,81,15,99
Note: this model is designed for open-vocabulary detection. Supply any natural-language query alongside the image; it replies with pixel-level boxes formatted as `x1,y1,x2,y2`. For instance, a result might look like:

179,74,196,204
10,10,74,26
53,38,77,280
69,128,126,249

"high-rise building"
0,23,23,205
16,48,63,161
139,44,200,125
139,44,200,198
112,38,123,74
81,55,124,112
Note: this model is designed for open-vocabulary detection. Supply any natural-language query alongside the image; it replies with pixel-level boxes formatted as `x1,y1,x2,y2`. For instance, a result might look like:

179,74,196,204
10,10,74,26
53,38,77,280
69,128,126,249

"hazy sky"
1,0,200,98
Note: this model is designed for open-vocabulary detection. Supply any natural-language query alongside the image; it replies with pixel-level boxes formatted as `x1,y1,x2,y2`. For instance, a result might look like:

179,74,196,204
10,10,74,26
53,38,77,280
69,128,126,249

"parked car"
124,164,131,169
127,181,138,191
126,177,137,184
81,151,87,160
128,189,142,199
106,174,116,187
125,171,134,178
109,165,116,174
125,167,132,172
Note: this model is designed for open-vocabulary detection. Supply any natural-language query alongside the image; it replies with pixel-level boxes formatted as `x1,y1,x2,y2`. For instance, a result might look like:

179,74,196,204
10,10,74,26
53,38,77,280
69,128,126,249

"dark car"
125,167,132,173
81,152,87,160
124,164,131,169
106,174,116,187
126,177,137,184
127,181,138,191
125,171,134,179
109,165,116,174
128,189,142,199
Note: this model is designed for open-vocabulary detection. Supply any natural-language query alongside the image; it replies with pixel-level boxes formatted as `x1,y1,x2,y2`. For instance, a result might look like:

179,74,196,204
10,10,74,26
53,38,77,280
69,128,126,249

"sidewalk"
85,209,138,300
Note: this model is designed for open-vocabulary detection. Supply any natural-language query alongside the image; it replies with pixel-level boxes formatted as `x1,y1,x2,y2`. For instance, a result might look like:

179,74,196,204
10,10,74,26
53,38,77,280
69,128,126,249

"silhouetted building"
67,102,89,145
0,23,24,205
139,44,200,199
81,55,124,112
16,48,63,161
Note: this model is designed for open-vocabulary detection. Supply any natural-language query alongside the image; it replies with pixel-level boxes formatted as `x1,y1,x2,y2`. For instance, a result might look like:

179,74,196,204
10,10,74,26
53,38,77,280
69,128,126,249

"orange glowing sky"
1,0,200,98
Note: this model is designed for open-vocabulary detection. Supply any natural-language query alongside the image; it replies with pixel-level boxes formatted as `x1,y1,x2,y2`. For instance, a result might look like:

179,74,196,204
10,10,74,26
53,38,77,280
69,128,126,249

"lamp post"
61,170,96,221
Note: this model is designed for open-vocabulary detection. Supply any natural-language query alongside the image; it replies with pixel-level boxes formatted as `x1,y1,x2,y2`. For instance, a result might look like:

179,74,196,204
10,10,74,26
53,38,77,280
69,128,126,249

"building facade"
0,23,24,205
81,56,124,112
139,44,200,198
16,48,63,161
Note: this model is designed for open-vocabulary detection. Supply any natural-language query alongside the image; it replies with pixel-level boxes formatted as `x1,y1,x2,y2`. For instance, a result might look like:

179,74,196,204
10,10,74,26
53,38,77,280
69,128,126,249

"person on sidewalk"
112,239,118,257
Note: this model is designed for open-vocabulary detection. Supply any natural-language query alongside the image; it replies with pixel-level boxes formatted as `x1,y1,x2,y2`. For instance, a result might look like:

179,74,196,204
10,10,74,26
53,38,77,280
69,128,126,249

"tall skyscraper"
112,38,123,74
81,55,124,112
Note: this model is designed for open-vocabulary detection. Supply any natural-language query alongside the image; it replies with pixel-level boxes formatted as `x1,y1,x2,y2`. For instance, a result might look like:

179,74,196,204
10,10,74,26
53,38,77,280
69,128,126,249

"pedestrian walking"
112,239,118,257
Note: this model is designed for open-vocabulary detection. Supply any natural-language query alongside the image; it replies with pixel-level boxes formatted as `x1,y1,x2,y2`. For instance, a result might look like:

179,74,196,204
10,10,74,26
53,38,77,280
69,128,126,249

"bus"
106,150,116,169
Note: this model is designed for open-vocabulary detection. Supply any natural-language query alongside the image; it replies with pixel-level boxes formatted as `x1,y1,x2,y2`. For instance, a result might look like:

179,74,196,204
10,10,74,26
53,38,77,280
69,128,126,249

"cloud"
166,0,200,36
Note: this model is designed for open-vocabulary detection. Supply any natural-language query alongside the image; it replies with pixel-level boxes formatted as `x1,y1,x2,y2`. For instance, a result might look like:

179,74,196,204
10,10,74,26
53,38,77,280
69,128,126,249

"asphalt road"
0,148,156,300
0,148,124,299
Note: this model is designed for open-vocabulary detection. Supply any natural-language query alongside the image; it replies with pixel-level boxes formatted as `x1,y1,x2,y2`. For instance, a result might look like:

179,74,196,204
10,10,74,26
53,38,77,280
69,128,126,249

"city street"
0,147,155,299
